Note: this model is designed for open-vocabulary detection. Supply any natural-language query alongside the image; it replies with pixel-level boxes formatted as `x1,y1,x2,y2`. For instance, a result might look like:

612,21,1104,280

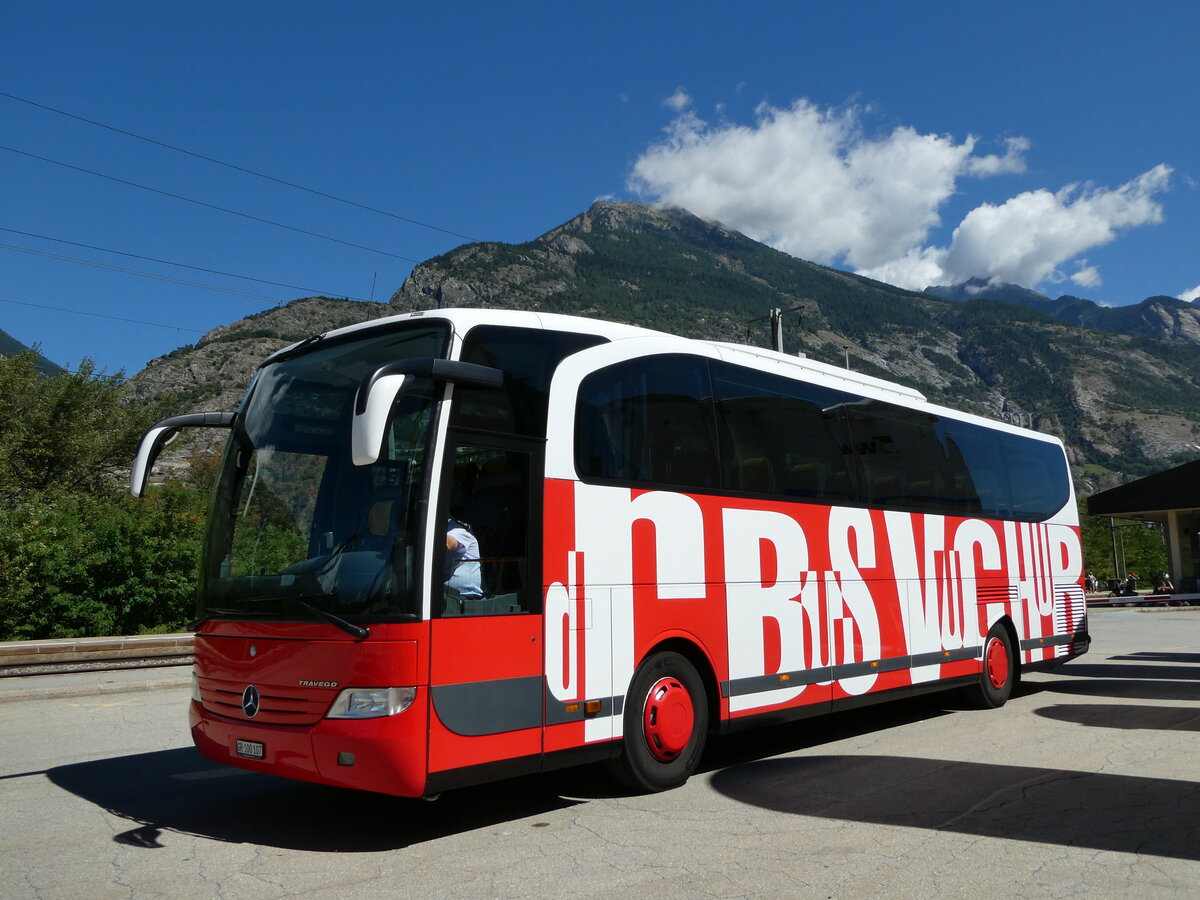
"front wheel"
608,651,708,792
962,625,1017,709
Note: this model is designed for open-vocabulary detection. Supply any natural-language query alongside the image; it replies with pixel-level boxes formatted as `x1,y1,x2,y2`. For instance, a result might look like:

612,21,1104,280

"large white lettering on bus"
719,505,886,708
827,508,882,696
545,479,1083,731
885,513,1004,683
723,508,821,711
544,481,707,742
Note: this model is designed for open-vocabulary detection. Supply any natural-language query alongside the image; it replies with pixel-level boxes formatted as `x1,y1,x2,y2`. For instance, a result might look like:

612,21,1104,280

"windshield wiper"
287,597,370,640
211,594,370,640
267,332,325,366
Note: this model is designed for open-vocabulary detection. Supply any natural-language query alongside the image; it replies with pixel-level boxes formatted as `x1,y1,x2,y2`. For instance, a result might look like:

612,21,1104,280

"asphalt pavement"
2,606,1198,899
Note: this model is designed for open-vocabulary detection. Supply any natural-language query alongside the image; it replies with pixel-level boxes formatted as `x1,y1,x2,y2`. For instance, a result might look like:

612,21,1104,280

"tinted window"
572,353,1068,521
452,326,607,436
999,433,1070,520
936,420,1070,520
840,400,960,513
440,442,534,617
712,362,857,502
936,421,1006,517
576,355,719,489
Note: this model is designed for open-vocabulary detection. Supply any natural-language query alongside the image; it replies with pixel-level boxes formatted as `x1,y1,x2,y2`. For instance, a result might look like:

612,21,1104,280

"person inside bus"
443,517,484,613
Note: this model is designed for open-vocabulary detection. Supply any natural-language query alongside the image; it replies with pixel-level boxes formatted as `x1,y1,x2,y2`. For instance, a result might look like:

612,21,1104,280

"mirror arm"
355,358,503,415
351,358,503,467
130,411,236,497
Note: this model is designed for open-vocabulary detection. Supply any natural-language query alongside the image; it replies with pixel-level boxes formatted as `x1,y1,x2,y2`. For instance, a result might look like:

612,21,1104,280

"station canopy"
1088,458,1200,519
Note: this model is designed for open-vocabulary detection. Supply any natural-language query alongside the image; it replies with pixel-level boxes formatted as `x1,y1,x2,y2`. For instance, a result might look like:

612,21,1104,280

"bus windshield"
199,321,449,624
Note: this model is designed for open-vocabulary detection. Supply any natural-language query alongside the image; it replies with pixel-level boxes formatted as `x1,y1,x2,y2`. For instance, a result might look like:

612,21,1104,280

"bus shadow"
1035,679,1200,702
707,695,948,774
1109,652,1200,664
709,754,1200,860
47,747,581,852
1034,703,1200,731
1051,662,1200,681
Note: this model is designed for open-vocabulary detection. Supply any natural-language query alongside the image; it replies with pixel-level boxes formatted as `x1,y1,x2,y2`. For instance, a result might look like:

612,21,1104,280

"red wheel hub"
985,637,1009,689
642,676,695,762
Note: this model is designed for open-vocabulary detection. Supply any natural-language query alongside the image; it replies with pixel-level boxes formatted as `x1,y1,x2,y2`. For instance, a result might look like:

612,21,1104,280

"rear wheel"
963,625,1016,709
608,651,708,792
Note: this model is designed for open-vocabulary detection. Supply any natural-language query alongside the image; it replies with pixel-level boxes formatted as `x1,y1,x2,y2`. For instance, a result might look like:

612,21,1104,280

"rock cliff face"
127,297,395,413
128,202,1200,490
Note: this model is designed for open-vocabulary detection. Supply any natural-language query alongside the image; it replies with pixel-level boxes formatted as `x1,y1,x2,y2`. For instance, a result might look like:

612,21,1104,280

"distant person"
1085,572,1098,593
444,517,483,609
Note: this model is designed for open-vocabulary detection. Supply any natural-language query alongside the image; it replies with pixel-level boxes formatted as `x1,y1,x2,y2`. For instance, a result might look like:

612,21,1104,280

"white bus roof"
266,307,1054,444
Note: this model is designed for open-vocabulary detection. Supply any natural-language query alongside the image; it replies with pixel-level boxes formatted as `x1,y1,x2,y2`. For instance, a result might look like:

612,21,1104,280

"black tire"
607,651,708,792
962,624,1016,709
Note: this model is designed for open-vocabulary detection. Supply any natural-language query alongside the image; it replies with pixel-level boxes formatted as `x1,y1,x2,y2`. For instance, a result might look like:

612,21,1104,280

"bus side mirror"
130,411,236,497
351,358,503,467
352,371,413,466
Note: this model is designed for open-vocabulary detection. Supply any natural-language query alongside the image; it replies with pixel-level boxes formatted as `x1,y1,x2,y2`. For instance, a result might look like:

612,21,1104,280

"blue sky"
3,2,1198,376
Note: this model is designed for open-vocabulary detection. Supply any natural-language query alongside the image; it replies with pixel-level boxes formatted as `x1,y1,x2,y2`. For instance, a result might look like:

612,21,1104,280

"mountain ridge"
0,326,65,376
926,277,1200,345
124,201,1200,491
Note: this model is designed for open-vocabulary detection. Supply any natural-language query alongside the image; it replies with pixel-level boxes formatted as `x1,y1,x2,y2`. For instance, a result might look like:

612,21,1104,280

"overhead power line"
0,226,366,300
0,296,205,333
0,144,423,263
0,90,480,242
0,241,286,304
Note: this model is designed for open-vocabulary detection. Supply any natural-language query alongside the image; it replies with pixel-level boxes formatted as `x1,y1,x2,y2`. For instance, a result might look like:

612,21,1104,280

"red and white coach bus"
131,308,1088,796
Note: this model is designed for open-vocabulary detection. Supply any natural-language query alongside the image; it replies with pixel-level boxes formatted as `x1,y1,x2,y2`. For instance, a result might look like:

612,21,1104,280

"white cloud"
1071,262,1103,289
630,99,1172,293
631,100,994,273
916,165,1173,289
963,136,1030,176
1181,285,1200,303
663,89,692,112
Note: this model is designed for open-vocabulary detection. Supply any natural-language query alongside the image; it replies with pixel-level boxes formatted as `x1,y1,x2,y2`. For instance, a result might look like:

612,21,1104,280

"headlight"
191,669,202,703
326,687,416,719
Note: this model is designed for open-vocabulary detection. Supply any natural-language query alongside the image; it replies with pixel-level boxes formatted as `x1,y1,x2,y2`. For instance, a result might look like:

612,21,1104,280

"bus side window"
453,326,607,437
711,361,857,502
575,355,719,490
441,444,534,617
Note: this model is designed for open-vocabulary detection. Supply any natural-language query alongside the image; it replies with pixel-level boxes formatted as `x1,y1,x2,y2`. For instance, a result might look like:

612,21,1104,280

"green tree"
0,352,170,503
0,351,210,640
1080,498,1169,588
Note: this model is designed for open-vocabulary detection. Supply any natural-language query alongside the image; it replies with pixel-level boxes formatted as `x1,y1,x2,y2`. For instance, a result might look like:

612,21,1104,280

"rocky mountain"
127,202,1200,492
126,297,396,413
927,278,1200,346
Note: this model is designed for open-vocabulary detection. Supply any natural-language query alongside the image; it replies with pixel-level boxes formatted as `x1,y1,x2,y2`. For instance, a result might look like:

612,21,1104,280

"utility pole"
1110,517,1121,581
743,302,811,354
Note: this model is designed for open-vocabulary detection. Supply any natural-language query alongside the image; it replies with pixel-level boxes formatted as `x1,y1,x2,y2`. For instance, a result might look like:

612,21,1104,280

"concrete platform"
0,663,190,703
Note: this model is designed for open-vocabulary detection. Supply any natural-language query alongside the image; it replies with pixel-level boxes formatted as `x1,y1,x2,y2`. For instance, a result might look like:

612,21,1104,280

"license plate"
235,739,265,760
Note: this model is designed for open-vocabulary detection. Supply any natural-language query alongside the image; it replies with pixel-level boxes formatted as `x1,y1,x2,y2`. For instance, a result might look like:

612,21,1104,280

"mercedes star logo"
241,685,261,719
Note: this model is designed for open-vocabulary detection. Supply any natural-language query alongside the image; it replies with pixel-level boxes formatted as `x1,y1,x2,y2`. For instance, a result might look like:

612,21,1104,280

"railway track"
0,634,193,677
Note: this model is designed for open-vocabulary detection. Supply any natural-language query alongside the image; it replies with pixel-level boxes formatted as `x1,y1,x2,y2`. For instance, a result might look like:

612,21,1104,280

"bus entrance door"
427,438,544,782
